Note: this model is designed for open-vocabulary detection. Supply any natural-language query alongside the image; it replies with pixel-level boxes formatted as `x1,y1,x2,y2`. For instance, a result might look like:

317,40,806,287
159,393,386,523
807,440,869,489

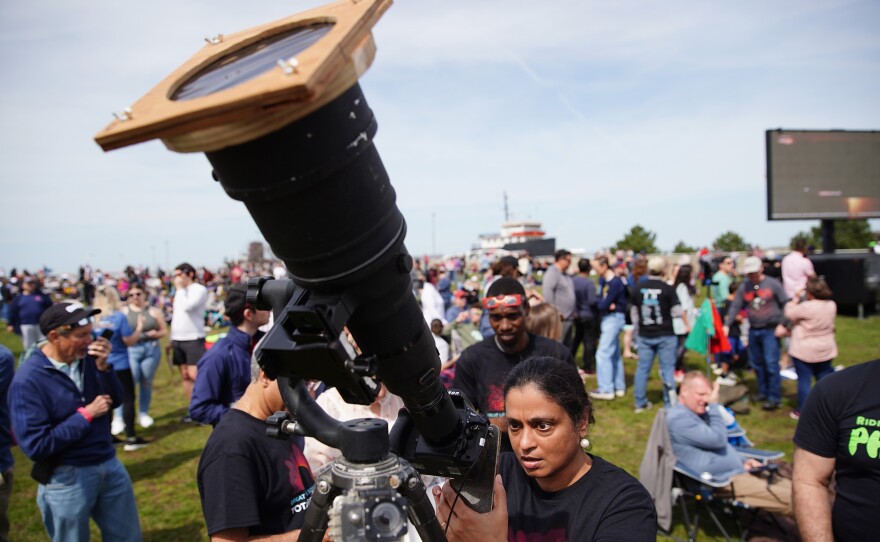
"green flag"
684,299,715,355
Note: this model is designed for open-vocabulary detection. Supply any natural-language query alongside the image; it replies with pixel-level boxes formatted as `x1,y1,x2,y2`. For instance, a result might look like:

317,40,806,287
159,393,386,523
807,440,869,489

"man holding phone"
9,301,142,542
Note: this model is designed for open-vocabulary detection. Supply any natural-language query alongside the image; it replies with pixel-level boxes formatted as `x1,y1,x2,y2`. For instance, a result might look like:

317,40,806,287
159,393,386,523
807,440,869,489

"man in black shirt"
197,358,314,541
793,359,880,542
630,257,682,412
453,278,573,451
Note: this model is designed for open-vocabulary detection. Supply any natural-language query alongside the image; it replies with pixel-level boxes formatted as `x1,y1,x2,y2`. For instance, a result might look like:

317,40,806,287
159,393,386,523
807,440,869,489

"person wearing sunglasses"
124,285,167,429
452,277,573,452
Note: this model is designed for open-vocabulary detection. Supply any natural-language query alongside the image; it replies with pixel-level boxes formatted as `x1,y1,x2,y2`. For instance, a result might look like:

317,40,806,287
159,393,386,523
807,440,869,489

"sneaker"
761,401,781,411
716,375,738,386
634,401,653,414
615,389,625,398
780,367,798,380
123,437,149,452
589,390,615,401
181,414,193,424
112,435,125,446
111,418,125,436
789,410,801,421
712,366,724,376
138,413,154,429
674,370,685,383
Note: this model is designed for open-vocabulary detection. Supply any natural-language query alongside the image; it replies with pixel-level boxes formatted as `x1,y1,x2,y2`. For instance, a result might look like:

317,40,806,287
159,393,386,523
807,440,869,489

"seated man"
197,356,315,541
667,371,792,515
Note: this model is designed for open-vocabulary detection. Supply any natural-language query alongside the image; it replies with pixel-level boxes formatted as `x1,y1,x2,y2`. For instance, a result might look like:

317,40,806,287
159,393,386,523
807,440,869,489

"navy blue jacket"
0,346,14,472
573,275,598,320
7,292,53,333
190,326,254,427
9,348,123,466
597,276,628,316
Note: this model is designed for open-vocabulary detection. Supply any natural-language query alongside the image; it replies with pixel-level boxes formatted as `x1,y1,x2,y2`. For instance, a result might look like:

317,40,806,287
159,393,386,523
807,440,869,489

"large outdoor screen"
766,129,880,220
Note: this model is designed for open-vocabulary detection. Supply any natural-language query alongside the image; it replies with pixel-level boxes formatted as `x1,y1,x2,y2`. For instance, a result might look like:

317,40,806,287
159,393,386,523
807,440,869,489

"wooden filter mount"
94,0,392,153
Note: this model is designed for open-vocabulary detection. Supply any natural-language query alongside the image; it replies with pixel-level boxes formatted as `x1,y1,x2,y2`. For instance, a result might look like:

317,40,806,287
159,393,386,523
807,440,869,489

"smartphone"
99,329,114,341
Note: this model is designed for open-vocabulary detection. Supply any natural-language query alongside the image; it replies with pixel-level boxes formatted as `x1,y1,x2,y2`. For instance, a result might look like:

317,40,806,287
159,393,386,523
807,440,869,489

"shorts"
171,339,206,366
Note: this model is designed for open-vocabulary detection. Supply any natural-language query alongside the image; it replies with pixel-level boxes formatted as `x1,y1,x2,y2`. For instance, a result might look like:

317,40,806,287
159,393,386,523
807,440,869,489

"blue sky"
1,0,878,275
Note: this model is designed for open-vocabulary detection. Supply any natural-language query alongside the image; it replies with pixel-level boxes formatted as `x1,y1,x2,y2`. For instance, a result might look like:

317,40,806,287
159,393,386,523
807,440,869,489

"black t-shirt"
197,409,315,537
717,299,743,337
500,452,657,541
454,334,574,419
793,359,880,542
453,334,573,452
629,278,679,338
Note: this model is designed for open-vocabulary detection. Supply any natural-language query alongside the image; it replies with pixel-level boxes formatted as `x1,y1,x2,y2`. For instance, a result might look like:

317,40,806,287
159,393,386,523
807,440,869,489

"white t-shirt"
170,282,208,341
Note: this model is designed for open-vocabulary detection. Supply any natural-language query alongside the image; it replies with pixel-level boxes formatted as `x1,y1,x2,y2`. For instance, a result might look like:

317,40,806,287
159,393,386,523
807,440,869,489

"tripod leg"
298,476,338,542
398,464,447,542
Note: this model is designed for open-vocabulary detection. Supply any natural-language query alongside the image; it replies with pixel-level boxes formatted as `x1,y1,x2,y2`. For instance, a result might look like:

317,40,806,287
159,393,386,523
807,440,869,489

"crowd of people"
0,240,877,541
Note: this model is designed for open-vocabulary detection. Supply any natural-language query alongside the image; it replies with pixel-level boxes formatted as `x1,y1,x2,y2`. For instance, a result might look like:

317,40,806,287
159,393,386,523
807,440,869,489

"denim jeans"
792,356,834,410
36,456,141,542
748,327,781,402
20,324,46,351
634,335,678,408
128,341,160,415
596,313,626,393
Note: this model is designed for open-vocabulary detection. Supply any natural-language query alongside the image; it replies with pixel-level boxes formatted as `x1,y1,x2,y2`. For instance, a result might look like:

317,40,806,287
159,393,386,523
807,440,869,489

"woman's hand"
433,475,508,542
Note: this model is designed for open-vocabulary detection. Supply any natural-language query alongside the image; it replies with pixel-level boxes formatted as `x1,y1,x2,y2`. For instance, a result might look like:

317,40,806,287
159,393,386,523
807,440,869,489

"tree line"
611,220,875,254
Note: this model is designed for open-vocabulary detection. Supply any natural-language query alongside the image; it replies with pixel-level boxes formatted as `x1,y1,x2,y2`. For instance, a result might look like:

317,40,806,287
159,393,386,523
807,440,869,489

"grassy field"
3,314,879,541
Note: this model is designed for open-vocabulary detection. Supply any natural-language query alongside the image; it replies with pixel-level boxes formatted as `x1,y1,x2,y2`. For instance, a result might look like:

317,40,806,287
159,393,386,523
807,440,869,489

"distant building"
247,242,265,263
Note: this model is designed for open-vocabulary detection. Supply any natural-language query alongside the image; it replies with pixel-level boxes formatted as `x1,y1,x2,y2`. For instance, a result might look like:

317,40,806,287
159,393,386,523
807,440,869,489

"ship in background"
473,193,556,257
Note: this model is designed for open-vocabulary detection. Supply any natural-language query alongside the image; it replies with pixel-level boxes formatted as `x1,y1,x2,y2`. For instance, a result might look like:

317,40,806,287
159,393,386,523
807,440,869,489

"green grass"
3,314,879,541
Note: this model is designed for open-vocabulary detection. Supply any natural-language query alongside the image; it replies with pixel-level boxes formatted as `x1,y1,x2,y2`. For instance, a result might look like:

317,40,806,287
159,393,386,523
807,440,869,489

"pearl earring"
580,437,591,451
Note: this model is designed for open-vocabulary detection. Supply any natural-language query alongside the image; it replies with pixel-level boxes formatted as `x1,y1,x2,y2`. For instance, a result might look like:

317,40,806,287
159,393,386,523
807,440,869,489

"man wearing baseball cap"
723,256,790,411
9,301,142,542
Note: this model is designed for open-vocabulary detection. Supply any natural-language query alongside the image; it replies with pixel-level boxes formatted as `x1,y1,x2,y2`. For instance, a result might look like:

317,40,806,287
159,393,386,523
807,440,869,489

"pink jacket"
784,299,837,363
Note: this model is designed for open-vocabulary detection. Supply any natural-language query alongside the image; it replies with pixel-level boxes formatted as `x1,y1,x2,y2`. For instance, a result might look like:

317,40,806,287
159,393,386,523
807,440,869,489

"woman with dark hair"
784,276,837,420
671,264,694,378
434,357,657,541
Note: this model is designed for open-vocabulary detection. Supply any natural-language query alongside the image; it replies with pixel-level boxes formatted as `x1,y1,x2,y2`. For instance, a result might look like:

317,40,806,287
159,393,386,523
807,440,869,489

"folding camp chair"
722,406,784,463
641,409,786,542
672,462,745,541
